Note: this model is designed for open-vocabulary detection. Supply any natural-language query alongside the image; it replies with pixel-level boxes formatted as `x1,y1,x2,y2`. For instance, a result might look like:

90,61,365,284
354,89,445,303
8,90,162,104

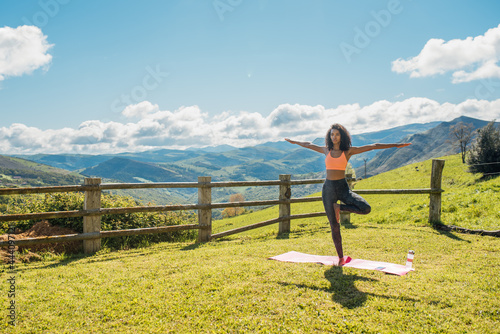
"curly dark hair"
325,123,352,151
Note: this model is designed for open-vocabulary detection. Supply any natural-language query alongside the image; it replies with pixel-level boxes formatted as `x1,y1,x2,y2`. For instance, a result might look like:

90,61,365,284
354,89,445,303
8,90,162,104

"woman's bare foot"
337,257,346,266
333,202,341,224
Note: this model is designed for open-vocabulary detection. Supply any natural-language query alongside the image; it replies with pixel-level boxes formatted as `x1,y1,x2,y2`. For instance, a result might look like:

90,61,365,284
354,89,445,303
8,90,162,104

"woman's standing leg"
322,180,343,260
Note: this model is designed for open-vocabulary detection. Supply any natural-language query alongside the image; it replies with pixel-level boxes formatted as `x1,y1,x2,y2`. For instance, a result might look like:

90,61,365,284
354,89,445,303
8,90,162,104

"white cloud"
392,24,500,83
122,101,159,118
0,25,53,81
1,98,500,154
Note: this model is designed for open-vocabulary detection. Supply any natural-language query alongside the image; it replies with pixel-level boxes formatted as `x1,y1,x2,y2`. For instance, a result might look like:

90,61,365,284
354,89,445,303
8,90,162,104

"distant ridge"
347,121,441,169
187,144,237,153
82,157,197,183
360,116,495,177
16,154,114,171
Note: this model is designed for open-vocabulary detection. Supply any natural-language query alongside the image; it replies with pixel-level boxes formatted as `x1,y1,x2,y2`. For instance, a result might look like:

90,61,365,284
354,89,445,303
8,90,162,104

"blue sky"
1,0,500,154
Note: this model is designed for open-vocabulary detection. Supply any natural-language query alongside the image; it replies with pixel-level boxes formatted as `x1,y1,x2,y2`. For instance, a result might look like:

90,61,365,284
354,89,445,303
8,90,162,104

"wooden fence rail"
0,159,445,254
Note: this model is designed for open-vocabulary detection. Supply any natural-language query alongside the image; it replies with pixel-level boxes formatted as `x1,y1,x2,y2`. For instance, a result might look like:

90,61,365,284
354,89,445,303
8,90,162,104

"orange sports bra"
325,151,347,171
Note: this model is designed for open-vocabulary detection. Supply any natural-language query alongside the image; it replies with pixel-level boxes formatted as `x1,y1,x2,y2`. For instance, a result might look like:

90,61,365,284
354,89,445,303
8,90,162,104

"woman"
285,123,411,266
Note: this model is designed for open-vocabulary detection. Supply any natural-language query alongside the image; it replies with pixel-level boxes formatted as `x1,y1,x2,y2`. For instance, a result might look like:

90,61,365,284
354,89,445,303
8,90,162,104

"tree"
221,193,245,218
467,120,500,177
450,122,474,163
346,162,356,179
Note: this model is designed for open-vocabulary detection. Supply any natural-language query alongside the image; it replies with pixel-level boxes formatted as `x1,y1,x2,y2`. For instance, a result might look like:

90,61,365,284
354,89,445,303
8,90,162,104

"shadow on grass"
15,248,169,272
279,266,418,309
327,267,420,308
341,219,358,229
275,224,331,240
325,266,376,309
277,266,376,309
180,243,205,251
434,229,471,242
432,223,472,242
474,173,500,183
10,252,91,272
11,241,189,272
276,232,290,240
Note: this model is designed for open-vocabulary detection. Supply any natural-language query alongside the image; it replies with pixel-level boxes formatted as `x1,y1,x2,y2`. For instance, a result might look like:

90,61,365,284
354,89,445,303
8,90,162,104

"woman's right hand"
284,138,296,144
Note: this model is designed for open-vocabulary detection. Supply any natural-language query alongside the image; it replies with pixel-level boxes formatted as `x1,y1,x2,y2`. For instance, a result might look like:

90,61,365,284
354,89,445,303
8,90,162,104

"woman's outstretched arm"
284,138,326,154
349,143,411,157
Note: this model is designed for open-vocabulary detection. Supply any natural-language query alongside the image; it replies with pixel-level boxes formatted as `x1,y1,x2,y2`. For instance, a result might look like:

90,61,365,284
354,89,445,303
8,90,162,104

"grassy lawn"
1,154,499,333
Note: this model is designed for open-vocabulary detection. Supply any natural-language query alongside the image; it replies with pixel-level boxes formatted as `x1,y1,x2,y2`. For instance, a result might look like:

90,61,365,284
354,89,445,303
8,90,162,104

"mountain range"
3,116,495,204
361,116,493,177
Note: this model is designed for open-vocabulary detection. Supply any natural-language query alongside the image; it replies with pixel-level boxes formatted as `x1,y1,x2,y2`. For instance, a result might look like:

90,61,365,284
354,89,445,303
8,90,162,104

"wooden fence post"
429,159,445,224
83,178,101,254
340,174,353,224
197,176,212,242
278,174,291,234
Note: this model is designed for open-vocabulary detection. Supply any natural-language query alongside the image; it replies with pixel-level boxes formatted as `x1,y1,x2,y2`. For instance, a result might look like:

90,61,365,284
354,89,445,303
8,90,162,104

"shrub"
467,120,500,177
1,192,197,249
221,193,246,218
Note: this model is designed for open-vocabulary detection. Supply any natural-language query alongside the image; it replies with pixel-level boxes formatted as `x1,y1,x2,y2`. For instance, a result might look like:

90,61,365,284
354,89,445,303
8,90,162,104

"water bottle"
406,250,414,269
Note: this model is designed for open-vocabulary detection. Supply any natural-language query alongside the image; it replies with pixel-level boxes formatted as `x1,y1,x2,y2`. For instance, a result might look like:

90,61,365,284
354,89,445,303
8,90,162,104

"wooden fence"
0,160,445,254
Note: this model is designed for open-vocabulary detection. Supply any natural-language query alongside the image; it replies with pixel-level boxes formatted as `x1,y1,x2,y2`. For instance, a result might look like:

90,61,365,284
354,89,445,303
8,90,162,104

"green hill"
3,154,499,333
0,155,83,187
81,157,201,204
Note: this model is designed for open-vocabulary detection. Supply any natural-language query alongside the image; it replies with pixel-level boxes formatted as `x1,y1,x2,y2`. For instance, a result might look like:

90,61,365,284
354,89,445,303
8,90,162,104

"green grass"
1,154,499,333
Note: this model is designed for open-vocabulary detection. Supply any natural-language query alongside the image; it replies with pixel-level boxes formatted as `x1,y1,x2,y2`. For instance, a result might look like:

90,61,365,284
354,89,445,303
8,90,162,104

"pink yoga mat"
269,251,414,276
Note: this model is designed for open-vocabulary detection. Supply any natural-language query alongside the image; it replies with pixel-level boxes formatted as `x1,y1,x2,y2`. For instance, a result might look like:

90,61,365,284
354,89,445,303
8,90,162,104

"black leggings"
322,179,371,258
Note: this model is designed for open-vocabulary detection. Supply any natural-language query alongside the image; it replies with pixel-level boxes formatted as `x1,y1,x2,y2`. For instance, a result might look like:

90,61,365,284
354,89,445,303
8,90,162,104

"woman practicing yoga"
285,123,411,266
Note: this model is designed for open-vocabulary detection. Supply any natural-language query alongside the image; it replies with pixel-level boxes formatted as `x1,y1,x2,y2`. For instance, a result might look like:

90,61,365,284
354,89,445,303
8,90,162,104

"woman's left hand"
397,143,412,148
